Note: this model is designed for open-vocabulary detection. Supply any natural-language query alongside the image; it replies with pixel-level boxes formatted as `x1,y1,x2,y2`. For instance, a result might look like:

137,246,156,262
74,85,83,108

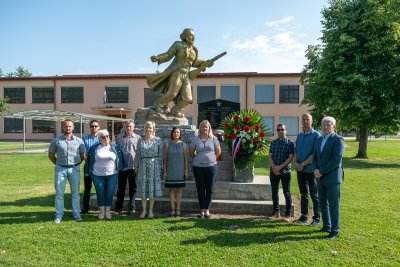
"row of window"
3,118,83,133
3,84,302,104
3,116,299,135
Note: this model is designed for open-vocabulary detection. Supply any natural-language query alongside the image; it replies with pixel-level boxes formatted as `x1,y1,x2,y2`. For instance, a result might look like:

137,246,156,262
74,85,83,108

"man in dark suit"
313,116,345,239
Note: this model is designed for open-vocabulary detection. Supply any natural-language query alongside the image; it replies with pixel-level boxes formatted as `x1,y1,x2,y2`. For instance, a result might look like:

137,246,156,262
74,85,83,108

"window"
304,85,309,98
255,84,275,103
106,86,128,103
262,116,274,135
32,87,54,103
279,116,299,136
61,87,83,103
197,85,216,103
32,120,55,133
221,85,240,103
4,118,23,133
4,87,25,103
144,88,162,107
186,116,193,125
279,85,299,103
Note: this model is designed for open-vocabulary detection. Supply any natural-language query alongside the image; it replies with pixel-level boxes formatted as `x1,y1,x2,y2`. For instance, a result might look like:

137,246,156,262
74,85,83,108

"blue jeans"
269,171,292,215
54,165,81,218
91,173,119,206
193,165,218,210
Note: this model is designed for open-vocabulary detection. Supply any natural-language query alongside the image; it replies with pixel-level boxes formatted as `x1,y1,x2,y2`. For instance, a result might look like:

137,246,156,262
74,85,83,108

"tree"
0,68,3,77
0,98,10,116
300,0,400,158
6,66,32,77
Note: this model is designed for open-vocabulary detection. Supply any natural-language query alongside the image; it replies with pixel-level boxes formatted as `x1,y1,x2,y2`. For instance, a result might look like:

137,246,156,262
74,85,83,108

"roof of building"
4,109,128,123
0,72,301,81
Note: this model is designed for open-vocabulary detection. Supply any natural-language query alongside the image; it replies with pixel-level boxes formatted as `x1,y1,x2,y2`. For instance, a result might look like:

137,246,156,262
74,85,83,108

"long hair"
199,120,214,137
170,127,181,140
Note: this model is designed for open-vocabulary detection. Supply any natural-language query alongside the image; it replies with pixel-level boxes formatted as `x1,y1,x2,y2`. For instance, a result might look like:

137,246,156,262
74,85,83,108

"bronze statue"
147,28,225,119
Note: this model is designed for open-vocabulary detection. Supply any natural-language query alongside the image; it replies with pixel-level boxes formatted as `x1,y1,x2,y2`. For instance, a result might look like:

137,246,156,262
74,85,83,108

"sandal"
170,209,175,217
204,214,212,219
175,210,181,217
197,213,205,219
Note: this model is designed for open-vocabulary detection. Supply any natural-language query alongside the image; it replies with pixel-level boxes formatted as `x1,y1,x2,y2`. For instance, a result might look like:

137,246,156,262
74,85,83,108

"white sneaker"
54,217,62,224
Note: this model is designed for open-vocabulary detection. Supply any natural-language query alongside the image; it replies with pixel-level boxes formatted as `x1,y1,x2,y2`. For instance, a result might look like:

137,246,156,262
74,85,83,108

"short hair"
180,28,194,41
125,120,135,127
64,119,74,126
170,127,181,140
321,116,336,126
302,113,312,119
199,120,214,137
89,120,99,125
277,123,286,129
144,121,156,137
98,129,110,139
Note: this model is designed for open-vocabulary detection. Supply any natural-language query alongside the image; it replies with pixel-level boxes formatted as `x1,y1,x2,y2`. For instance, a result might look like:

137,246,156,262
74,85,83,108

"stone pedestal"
134,107,188,125
233,165,255,183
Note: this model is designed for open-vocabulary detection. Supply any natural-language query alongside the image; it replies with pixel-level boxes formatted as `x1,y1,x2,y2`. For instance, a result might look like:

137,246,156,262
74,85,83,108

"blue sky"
0,0,329,76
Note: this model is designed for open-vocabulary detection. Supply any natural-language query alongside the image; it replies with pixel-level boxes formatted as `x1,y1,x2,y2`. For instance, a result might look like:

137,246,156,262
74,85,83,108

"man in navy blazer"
313,116,345,239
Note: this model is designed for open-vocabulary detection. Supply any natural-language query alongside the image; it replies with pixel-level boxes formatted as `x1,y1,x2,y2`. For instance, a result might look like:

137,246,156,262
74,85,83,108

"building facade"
0,72,309,141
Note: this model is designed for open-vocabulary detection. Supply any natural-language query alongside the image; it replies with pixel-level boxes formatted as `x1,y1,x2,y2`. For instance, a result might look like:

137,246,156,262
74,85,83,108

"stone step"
89,191,293,216
162,178,272,200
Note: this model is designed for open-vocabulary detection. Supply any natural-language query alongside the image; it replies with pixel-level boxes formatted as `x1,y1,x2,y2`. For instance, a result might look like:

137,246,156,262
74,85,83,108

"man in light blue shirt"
294,113,321,226
48,119,86,224
81,120,100,213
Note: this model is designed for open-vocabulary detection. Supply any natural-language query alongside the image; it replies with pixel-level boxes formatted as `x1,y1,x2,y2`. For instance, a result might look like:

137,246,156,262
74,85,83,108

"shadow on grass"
0,194,55,208
343,158,400,169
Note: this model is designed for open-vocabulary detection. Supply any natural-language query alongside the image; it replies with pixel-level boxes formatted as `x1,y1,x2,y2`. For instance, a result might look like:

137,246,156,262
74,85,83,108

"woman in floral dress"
134,121,163,218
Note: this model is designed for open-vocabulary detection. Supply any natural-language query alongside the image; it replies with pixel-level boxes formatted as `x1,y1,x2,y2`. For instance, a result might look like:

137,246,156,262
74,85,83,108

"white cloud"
265,16,294,28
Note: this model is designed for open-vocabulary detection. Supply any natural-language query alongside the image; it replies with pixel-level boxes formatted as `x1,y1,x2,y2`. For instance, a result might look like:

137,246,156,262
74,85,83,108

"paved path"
0,148,47,154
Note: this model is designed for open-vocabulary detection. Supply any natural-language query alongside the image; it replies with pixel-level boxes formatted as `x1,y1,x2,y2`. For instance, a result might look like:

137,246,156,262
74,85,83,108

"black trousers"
193,165,218,210
115,169,137,212
82,175,93,212
297,171,320,221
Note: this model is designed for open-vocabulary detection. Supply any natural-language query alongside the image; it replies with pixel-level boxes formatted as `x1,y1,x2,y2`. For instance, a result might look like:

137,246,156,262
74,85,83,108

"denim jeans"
297,171,320,221
92,173,119,206
193,165,218,210
269,170,292,215
54,165,81,218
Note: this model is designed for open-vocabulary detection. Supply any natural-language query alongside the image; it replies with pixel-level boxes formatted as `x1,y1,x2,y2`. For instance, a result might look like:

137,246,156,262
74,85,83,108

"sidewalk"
0,148,48,154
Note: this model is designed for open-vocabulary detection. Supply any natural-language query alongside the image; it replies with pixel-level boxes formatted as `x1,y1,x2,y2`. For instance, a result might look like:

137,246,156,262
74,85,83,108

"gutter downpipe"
52,77,57,137
245,75,248,109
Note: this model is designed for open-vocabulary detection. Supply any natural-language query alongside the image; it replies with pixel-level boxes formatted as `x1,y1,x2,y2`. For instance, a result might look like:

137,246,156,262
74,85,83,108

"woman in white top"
87,129,124,219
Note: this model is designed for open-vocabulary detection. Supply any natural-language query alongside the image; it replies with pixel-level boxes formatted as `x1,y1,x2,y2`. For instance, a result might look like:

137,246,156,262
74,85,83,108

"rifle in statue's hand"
189,51,227,80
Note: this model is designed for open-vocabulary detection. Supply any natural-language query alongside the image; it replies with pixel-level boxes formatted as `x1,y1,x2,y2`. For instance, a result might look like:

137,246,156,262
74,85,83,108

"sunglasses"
90,125,99,128
276,129,285,132
100,135,110,139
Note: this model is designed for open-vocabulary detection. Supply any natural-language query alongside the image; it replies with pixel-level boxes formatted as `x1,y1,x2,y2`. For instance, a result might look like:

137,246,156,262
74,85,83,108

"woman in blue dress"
163,127,188,217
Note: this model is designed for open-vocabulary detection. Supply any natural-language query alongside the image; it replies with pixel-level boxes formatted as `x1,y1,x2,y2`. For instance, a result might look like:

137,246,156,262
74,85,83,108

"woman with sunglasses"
87,129,124,220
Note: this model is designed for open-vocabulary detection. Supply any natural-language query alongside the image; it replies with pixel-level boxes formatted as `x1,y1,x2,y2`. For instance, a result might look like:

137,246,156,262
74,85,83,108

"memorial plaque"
198,99,240,129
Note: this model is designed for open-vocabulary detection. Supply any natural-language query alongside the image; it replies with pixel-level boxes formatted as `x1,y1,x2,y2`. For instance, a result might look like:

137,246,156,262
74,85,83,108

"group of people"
48,119,221,223
268,114,345,239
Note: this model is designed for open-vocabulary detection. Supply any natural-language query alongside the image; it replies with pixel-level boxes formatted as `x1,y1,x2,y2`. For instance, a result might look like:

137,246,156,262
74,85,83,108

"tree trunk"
356,128,368,158
355,130,360,141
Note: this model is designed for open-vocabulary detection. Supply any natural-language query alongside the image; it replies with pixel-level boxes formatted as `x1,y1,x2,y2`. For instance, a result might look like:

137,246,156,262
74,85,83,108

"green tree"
301,0,400,158
0,98,10,115
6,66,32,77
0,68,3,77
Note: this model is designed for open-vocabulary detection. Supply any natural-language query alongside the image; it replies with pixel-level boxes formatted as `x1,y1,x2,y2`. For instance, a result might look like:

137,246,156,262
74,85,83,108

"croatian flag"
232,136,241,162
102,90,107,105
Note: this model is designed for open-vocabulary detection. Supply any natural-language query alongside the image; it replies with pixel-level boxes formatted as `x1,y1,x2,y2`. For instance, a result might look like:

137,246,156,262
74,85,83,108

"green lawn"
0,140,399,266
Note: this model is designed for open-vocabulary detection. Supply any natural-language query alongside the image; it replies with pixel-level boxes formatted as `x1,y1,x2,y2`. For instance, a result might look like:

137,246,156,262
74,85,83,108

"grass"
0,140,400,266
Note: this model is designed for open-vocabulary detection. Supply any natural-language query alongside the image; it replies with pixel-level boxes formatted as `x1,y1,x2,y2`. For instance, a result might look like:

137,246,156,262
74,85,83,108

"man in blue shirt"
294,113,321,226
268,123,295,221
81,120,100,214
48,119,86,224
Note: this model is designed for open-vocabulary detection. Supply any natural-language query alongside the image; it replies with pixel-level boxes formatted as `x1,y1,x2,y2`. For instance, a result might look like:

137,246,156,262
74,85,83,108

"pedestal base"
134,107,188,125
